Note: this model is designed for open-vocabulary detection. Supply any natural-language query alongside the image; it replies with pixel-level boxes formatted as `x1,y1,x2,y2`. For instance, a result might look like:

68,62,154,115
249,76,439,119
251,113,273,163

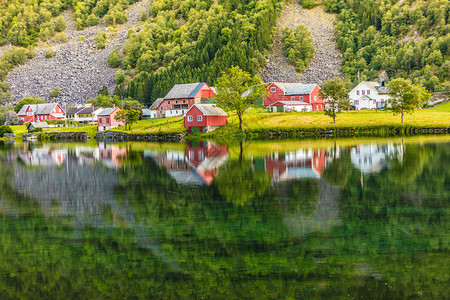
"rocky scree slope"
262,3,342,85
4,0,149,107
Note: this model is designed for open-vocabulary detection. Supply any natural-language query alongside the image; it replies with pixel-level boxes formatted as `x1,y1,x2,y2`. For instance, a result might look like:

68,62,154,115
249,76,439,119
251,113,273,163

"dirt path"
262,3,342,85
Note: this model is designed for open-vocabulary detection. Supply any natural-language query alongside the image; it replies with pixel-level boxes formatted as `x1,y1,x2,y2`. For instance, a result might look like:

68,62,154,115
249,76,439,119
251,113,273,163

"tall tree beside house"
14,97,46,113
115,109,141,130
214,66,268,131
320,78,349,126
387,78,430,123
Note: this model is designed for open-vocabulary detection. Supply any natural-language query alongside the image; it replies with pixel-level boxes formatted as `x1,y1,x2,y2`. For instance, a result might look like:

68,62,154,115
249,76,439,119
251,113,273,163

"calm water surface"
0,137,448,299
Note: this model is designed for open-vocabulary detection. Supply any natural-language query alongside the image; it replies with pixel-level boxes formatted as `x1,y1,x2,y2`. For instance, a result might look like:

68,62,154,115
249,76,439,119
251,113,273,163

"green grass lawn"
110,117,185,135
431,101,450,112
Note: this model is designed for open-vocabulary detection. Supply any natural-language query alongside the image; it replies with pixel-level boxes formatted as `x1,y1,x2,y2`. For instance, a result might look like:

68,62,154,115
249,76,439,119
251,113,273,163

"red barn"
184,104,227,133
18,103,65,123
156,82,215,118
263,82,325,111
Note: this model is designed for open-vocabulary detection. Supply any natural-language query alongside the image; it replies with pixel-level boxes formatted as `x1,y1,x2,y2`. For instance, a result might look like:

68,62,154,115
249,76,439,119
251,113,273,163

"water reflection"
0,137,448,298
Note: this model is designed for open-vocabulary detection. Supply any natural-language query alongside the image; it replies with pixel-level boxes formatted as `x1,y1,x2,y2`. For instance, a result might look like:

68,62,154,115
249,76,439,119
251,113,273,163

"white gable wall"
348,82,390,110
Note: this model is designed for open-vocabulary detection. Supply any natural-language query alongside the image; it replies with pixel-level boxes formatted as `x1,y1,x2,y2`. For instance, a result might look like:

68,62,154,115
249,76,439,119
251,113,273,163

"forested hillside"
119,0,283,106
324,0,449,91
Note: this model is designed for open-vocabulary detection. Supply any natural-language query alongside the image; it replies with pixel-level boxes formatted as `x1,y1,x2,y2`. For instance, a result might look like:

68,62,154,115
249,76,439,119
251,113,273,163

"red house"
18,103,65,123
184,104,227,133
97,107,125,132
263,82,325,111
156,82,215,118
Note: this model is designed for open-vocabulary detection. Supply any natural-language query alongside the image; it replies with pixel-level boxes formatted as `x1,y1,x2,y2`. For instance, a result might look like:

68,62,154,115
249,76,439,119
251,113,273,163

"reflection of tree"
386,142,431,184
215,159,271,206
275,179,319,217
322,148,354,188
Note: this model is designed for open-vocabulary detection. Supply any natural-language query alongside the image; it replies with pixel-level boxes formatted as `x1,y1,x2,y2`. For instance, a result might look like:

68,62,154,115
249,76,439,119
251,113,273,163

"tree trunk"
333,116,336,126
239,141,243,162
238,113,243,131
401,109,404,123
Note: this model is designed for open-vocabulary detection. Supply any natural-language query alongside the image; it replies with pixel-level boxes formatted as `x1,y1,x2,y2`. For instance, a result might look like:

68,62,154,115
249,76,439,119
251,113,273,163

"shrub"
140,9,147,22
49,87,61,98
54,32,68,43
0,125,13,137
78,35,86,41
299,0,319,9
45,48,55,58
30,127,43,133
108,46,121,68
94,30,107,49
55,16,66,32
86,14,99,27
282,24,314,73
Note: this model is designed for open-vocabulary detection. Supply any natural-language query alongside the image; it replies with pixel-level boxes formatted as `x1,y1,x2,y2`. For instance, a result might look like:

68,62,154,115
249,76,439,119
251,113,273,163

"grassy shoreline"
4,103,450,142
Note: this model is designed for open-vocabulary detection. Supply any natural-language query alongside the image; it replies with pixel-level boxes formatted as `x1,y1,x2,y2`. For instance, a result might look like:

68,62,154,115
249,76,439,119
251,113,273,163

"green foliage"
94,30,107,49
140,9,147,22
86,14,100,26
299,0,320,9
326,0,449,91
98,85,110,96
14,97,46,113
54,16,66,32
108,46,121,68
29,127,43,133
215,66,268,131
115,109,141,130
49,87,61,98
121,0,282,106
45,48,55,58
54,32,68,43
0,105,14,125
0,125,13,136
387,78,430,123
320,78,349,125
282,24,314,72
122,99,145,109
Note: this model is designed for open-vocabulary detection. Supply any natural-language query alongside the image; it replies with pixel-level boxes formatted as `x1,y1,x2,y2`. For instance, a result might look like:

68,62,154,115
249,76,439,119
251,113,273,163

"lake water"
0,137,448,299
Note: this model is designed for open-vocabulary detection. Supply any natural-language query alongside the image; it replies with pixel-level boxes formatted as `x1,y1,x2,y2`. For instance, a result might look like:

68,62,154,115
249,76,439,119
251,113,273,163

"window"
187,116,193,122
168,101,171,104
362,90,365,95
367,90,370,95
314,96,317,102
271,87,276,92
175,100,178,104
183,100,186,103
291,96,295,101
300,96,303,101
357,91,360,95
197,115,202,121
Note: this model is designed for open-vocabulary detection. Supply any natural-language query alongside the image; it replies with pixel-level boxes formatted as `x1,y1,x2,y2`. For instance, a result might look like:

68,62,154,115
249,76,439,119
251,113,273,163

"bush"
49,87,61,98
55,16,66,32
108,46,121,68
78,35,86,41
86,14,99,27
54,32,68,43
282,24,315,73
30,127,43,133
94,30,107,49
140,9,147,22
299,0,319,9
45,48,55,58
0,125,13,137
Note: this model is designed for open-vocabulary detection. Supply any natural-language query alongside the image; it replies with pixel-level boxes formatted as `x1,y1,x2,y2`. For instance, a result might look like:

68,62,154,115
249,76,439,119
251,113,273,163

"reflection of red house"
98,144,127,168
18,103,65,123
263,82,324,111
184,104,227,133
185,141,228,185
264,149,327,182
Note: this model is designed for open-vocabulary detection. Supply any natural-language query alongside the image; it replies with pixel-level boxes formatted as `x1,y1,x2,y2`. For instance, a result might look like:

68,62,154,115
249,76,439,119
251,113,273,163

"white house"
348,81,390,110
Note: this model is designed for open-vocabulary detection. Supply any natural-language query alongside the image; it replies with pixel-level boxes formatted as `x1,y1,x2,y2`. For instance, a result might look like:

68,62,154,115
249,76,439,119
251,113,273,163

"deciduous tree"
214,66,267,131
387,78,430,123
320,78,349,125
115,109,141,130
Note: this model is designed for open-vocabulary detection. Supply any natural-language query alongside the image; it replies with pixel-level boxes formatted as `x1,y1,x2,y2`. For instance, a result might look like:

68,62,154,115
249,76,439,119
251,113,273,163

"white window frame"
270,87,276,92
187,115,193,122
197,115,202,122
291,96,295,101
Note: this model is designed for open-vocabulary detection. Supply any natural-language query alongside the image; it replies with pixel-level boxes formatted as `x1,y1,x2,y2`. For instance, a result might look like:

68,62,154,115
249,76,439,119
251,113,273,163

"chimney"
112,104,115,108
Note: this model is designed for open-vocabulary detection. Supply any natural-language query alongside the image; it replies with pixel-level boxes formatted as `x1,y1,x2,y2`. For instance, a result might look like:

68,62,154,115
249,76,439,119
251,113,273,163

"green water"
0,137,448,299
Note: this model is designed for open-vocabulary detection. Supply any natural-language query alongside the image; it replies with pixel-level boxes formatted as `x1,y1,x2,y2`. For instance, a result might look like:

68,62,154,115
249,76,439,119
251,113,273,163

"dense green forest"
323,0,449,91
118,0,283,106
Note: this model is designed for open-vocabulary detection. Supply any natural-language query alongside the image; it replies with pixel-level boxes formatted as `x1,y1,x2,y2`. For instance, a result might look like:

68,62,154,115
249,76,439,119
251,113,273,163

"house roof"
149,98,164,110
351,81,389,95
186,104,227,116
272,83,317,95
18,103,61,115
97,108,118,116
77,107,102,114
164,83,206,99
375,85,389,95
27,122,49,129
142,109,151,116
67,107,84,115
269,101,311,106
